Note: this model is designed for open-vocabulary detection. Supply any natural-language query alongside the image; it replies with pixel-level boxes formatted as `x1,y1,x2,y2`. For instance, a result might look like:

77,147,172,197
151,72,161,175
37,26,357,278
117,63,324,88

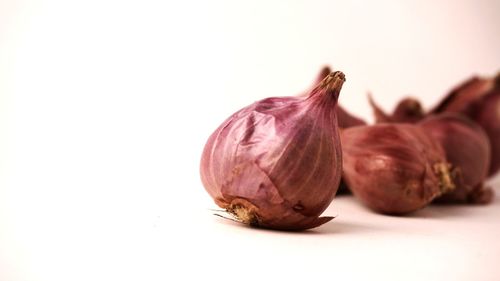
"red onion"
369,94,425,124
341,123,455,214
419,113,493,204
200,72,346,230
431,73,500,176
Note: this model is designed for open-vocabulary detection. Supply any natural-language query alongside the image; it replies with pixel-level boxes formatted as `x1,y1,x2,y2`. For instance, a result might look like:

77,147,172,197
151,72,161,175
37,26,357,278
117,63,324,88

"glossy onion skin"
467,88,500,176
431,74,500,176
200,72,345,230
341,124,454,215
419,113,493,204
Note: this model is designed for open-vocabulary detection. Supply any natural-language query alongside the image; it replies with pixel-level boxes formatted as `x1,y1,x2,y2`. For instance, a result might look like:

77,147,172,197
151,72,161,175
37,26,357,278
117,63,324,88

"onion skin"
431,75,495,113
369,94,425,124
306,66,366,128
200,72,345,230
341,124,455,215
419,113,493,204
431,73,500,176
466,83,500,176
337,105,367,128
304,67,365,196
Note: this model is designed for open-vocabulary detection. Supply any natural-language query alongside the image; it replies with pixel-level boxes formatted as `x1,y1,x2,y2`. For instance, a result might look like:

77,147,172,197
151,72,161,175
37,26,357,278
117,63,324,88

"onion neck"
395,98,424,117
306,71,345,106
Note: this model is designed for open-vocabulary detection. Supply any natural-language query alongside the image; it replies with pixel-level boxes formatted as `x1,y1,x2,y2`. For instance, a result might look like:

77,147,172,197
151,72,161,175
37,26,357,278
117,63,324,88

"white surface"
1,1,500,280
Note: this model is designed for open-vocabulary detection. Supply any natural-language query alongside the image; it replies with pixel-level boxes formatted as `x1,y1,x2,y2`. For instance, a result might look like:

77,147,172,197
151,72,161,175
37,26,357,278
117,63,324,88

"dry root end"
433,162,455,193
227,202,259,226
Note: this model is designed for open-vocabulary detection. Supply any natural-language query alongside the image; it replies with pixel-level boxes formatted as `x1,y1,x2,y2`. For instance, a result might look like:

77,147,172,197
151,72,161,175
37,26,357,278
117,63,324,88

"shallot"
341,123,455,214
431,73,500,176
200,71,346,230
420,113,493,204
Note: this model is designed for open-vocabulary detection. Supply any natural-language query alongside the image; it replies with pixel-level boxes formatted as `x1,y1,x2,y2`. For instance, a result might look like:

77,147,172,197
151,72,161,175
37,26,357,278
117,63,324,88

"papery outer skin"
305,66,366,129
200,72,344,230
430,74,500,176
369,94,425,124
419,113,493,204
341,124,450,215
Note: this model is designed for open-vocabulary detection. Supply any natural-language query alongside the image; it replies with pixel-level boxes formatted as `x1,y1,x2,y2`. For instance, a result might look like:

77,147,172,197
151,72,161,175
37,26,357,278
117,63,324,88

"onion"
341,123,454,214
419,113,493,204
431,73,500,176
200,71,346,230
368,94,425,124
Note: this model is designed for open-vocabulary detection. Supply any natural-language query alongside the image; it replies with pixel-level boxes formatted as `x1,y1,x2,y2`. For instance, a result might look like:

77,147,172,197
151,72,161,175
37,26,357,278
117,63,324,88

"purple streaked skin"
341,123,454,215
420,113,493,204
431,73,500,177
200,72,345,230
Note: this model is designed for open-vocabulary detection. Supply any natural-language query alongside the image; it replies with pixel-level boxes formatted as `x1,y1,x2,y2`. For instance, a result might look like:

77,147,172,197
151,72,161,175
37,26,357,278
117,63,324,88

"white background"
1,0,500,280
